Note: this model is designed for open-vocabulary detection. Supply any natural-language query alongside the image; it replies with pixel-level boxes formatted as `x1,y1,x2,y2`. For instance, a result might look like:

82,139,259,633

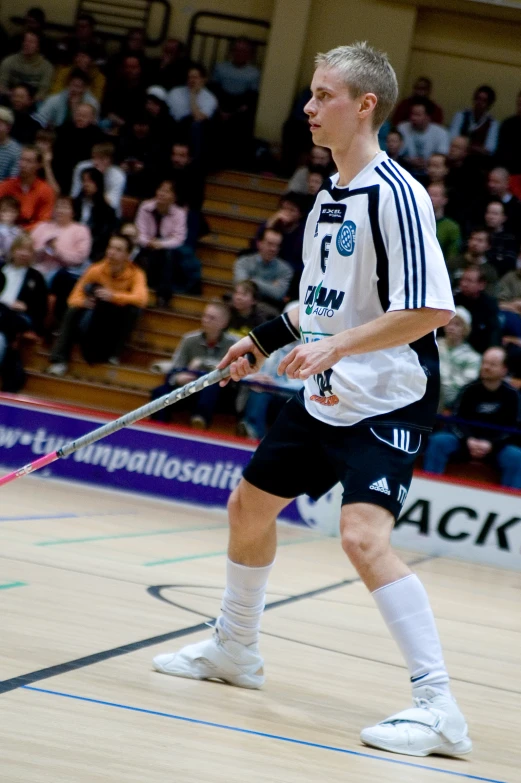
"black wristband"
249,312,300,357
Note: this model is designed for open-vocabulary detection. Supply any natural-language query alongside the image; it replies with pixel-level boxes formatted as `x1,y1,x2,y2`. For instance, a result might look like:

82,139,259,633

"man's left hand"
278,338,339,380
95,288,113,302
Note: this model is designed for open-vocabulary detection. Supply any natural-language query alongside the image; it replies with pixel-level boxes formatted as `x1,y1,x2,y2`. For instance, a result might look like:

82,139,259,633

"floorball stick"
0,353,255,487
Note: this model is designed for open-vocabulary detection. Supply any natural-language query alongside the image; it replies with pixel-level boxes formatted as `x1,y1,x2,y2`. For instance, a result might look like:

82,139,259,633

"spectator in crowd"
484,200,519,278
36,68,99,128
71,142,126,216
167,64,218,159
117,113,163,198
449,228,497,294
437,306,481,410
148,39,189,90
302,165,327,215
56,14,106,67
212,38,260,168
397,97,449,177
496,256,521,377
445,135,483,226
72,166,117,262
33,128,59,194
7,83,41,144
8,7,55,62
102,55,147,132
0,144,55,229
454,266,501,353
156,141,206,246
425,152,448,186
51,48,106,103
143,86,177,162
107,28,148,78
31,195,92,282
384,128,407,166
0,231,47,390
286,145,333,194
428,183,461,262
496,90,521,175
52,102,103,193
0,107,22,179
0,32,54,101
120,221,140,261
47,233,147,374
135,179,191,305
281,87,312,175
392,76,444,126
0,196,21,262
449,85,498,157
149,301,237,428
234,227,293,308
423,347,521,488
480,167,521,241
256,193,306,297
227,280,277,338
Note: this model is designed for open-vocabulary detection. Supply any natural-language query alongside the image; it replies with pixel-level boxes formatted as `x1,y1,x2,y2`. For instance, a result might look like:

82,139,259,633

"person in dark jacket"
454,267,501,354
73,167,118,261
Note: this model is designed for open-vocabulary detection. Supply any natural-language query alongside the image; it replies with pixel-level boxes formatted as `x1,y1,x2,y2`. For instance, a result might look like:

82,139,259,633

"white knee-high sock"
372,574,451,696
220,558,273,647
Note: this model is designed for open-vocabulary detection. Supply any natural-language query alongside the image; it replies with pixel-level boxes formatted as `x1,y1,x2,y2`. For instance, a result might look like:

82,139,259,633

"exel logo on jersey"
314,203,346,236
336,220,357,256
304,281,345,317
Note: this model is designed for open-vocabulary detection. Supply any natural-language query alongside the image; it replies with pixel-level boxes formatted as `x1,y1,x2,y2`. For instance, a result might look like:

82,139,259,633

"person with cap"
0,107,22,179
437,306,481,410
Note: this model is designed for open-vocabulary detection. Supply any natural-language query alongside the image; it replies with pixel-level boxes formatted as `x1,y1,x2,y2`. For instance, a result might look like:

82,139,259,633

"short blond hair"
315,41,398,129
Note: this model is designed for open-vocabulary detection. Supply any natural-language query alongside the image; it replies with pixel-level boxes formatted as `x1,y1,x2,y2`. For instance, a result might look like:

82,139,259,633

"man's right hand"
217,335,265,385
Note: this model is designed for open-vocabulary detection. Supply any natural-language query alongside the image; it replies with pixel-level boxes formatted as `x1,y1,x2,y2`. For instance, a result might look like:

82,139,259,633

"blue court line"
144,536,318,567
22,685,508,783
36,524,229,547
0,581,26,590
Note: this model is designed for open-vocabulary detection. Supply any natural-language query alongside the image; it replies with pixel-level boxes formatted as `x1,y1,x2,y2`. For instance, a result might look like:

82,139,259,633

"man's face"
305,66,363,151
307,172,323,195
171,144,190,168
448,136,469,163
428,184,446,212
74,103,95,129
386,132,402,157
488,170,508,197
257,230,282,262
93,153,111,173
120,224,138,246
310,145,331,167
123,57,141,80
19,149,39,178
76,18,93,40
467,231,489,256
485,203,506,230
22,32,39,57
0,204,18,225
107,238,129,273
187,68,205,91
413,78,431,97
12,242,33,266
74,52,92,72
444,315,466,344
427,154,448,182
473,91,490,115
231,40,252,67
279,200,301,227
201,305,228,334
410,104,429,131
232,285,254,312
68,78,86,100
459,269,484,297
10,86,32,111
480,349,507,383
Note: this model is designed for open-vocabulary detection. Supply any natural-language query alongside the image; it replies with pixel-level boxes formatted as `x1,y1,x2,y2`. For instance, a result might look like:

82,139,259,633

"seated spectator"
149,301,237,428
437,307,481,410
255,193,306,298
234,227,293,308
398,98,449,178
135,180,191,305
102,55,147,133
47,233,147,374
425,152,448,186
385,128,407,167
0,107,21,179
0,144,55,229
36,68,99,128
496,258,521,376
449,228,497,294
7,83,41,144
449,85,498,157
33,128,59,194
484,200,519,278
479,167,521,242
281,87,312,176
428,183,461,263
158,141,206,246
106,28,149,79
445,135,484,227
51,48,106,104
144,86,177,163
212,38,260,168
52,102,104,193
8,7,55,62
117,113,162,198
302,165,327,214
120,222,140,261
496,90,521,175
167,64,218,161
454,266,501,353
73,166,117,262
0,231,47,390
227,280,277,338
392,76,444,126
0,32,54,102
55,14,106,67
286,145,333,194
70,142,126,216
31,195,91,281
0,196,22,261
423,347,521,489
148,39,189,90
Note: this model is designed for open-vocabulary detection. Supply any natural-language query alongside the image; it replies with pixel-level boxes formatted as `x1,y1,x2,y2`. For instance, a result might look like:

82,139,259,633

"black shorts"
243,396,423,520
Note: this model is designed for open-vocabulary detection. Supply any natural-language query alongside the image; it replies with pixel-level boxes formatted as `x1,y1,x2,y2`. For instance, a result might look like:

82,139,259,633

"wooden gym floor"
0,475,519,783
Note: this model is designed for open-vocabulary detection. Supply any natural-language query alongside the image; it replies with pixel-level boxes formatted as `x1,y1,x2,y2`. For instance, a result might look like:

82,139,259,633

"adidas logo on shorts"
369,477,390,495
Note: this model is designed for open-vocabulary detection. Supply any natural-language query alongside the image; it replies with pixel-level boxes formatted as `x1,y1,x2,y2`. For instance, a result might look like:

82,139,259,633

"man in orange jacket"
47,233,148,374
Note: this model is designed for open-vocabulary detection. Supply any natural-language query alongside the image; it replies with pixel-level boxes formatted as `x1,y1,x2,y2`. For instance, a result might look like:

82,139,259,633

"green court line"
144,536,318,567
35,524,228,547
0,581,27,590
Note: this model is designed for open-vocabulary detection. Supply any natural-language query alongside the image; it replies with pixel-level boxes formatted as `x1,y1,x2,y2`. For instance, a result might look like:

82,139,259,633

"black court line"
0,555,431,696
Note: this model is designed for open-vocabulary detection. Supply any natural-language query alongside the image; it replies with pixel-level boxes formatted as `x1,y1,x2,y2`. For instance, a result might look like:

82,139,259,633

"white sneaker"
46,363,68,377
360,685,472,757
152,619,265,689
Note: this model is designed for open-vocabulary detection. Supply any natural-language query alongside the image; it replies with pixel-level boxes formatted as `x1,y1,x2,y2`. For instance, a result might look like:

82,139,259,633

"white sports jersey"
299,151,455,430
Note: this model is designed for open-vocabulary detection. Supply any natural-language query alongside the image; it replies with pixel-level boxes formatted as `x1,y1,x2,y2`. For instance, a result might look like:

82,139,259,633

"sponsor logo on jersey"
310,368,340,406
317,203,346,224
304,281,345,317
336,219,357,256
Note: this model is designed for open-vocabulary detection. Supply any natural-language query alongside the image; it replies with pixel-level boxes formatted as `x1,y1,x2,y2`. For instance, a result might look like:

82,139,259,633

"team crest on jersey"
304,281,345,317
310,368,339,406
336,220,357,256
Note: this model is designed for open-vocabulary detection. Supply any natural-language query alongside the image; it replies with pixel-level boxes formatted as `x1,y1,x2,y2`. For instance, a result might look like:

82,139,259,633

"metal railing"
187,11,270,74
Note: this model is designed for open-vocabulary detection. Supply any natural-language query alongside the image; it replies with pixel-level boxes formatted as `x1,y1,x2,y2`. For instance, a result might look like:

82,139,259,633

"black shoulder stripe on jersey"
388,161,427,307
375,166,411,309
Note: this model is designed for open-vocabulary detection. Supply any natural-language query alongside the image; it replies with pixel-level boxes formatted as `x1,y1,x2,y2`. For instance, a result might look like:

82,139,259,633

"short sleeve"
378,165,455,313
